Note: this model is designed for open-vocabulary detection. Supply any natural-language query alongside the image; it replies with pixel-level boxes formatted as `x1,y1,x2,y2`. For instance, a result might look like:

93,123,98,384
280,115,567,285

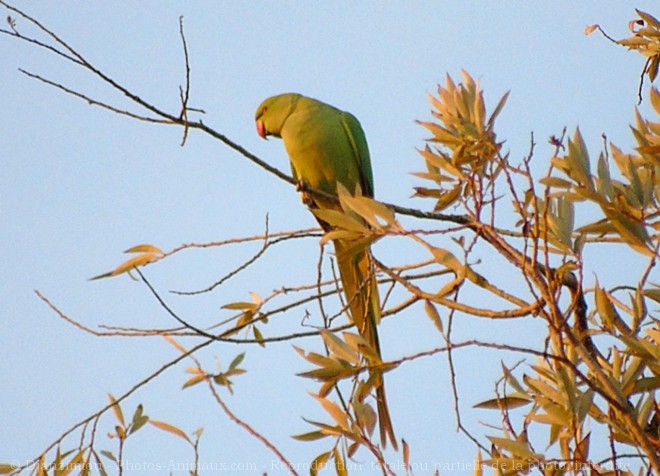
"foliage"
1,3,660,476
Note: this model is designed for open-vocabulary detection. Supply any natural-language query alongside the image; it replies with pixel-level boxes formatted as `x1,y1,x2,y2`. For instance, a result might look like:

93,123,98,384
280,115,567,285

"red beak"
256,120,268,139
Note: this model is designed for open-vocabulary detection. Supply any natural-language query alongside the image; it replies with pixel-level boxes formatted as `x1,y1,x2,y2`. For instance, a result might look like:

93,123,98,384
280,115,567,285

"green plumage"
255,93,396,449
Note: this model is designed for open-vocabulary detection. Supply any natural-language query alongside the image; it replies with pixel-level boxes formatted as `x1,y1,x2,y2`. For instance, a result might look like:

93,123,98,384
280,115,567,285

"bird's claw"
296,180,315,207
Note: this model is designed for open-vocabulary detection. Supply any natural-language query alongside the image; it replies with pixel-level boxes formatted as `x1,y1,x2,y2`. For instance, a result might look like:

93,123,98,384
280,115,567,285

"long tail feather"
334,241,397,450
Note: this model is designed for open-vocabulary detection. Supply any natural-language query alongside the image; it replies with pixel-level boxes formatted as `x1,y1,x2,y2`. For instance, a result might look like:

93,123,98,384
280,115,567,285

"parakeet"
255,93,396,449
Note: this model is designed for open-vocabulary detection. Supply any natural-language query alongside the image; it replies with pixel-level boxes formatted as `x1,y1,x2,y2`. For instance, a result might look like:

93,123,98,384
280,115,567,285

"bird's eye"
262,106,268,114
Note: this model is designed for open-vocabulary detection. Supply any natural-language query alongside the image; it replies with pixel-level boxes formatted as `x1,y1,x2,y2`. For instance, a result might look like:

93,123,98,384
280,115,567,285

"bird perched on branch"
255,93,396,449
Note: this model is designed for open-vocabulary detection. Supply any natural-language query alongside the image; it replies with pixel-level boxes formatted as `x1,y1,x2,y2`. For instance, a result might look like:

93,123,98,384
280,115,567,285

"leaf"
430,247,464,275
636,9,660,29
291,430,329,442
575,390,595,423
193,427,204,439
539,176,573,189
424,300,444,334
57,449,85,476
333,447,347,476
576,432,591,461
150,419,191,443
353,399,377,437
310,452,331,476
523,375,564,405
342,332,381,363
129,404,149,435
312,394,350,431
228,352,245,371
473,395,531,410
163,335,188,354
647,95,660,134
603,208,652,256
433,185,461,212
0,465,16,475
90,253,157,280
487,90,510,130
338,190,395,229
584,24,598,35
595,282,618,331
320,330,360,364
402,439,410,473
253,326,265,347
99,450,117,464
487,436,540,460
630,376,660,394
182,375,205,390
646,326,660,344
501,364,526,394
312,208,369,234
124,243,163,255
567,127,592,187
108,394,125,427
222,301,257,311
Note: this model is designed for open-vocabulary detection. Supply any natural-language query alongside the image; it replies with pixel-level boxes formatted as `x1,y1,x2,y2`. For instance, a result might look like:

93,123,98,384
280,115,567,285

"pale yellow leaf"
124,243,163,255
312,394,350,430
150,419,191,443
108,394,124,426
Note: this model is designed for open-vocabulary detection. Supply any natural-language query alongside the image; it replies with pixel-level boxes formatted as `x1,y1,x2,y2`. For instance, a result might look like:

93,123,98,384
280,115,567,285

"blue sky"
1,2,658,474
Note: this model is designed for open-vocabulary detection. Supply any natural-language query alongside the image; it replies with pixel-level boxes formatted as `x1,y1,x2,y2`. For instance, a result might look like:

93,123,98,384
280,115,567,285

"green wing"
340,111,374,198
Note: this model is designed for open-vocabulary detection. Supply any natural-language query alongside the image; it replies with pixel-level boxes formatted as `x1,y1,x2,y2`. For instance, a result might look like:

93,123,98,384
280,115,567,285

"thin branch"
177,15,192,146
10,337,214,473
180,349,300,476
172,215,272,295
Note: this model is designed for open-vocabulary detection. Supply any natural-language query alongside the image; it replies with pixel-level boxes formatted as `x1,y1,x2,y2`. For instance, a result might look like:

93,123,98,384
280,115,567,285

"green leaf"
99,450,117,464
129,404,149,435
228,352,245,371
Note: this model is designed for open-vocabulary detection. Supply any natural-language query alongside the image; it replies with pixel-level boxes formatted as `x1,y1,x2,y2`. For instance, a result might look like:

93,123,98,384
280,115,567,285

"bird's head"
255,93,300,139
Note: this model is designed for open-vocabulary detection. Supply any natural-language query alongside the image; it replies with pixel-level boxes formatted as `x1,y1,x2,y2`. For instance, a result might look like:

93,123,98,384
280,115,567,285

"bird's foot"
296,180,315,207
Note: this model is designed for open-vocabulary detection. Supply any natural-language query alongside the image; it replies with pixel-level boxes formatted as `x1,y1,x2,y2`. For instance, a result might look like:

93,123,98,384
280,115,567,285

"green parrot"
255,93,396,449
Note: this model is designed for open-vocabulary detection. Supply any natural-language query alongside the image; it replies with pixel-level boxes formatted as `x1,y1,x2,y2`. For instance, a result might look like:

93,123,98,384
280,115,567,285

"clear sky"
1,2,658,474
